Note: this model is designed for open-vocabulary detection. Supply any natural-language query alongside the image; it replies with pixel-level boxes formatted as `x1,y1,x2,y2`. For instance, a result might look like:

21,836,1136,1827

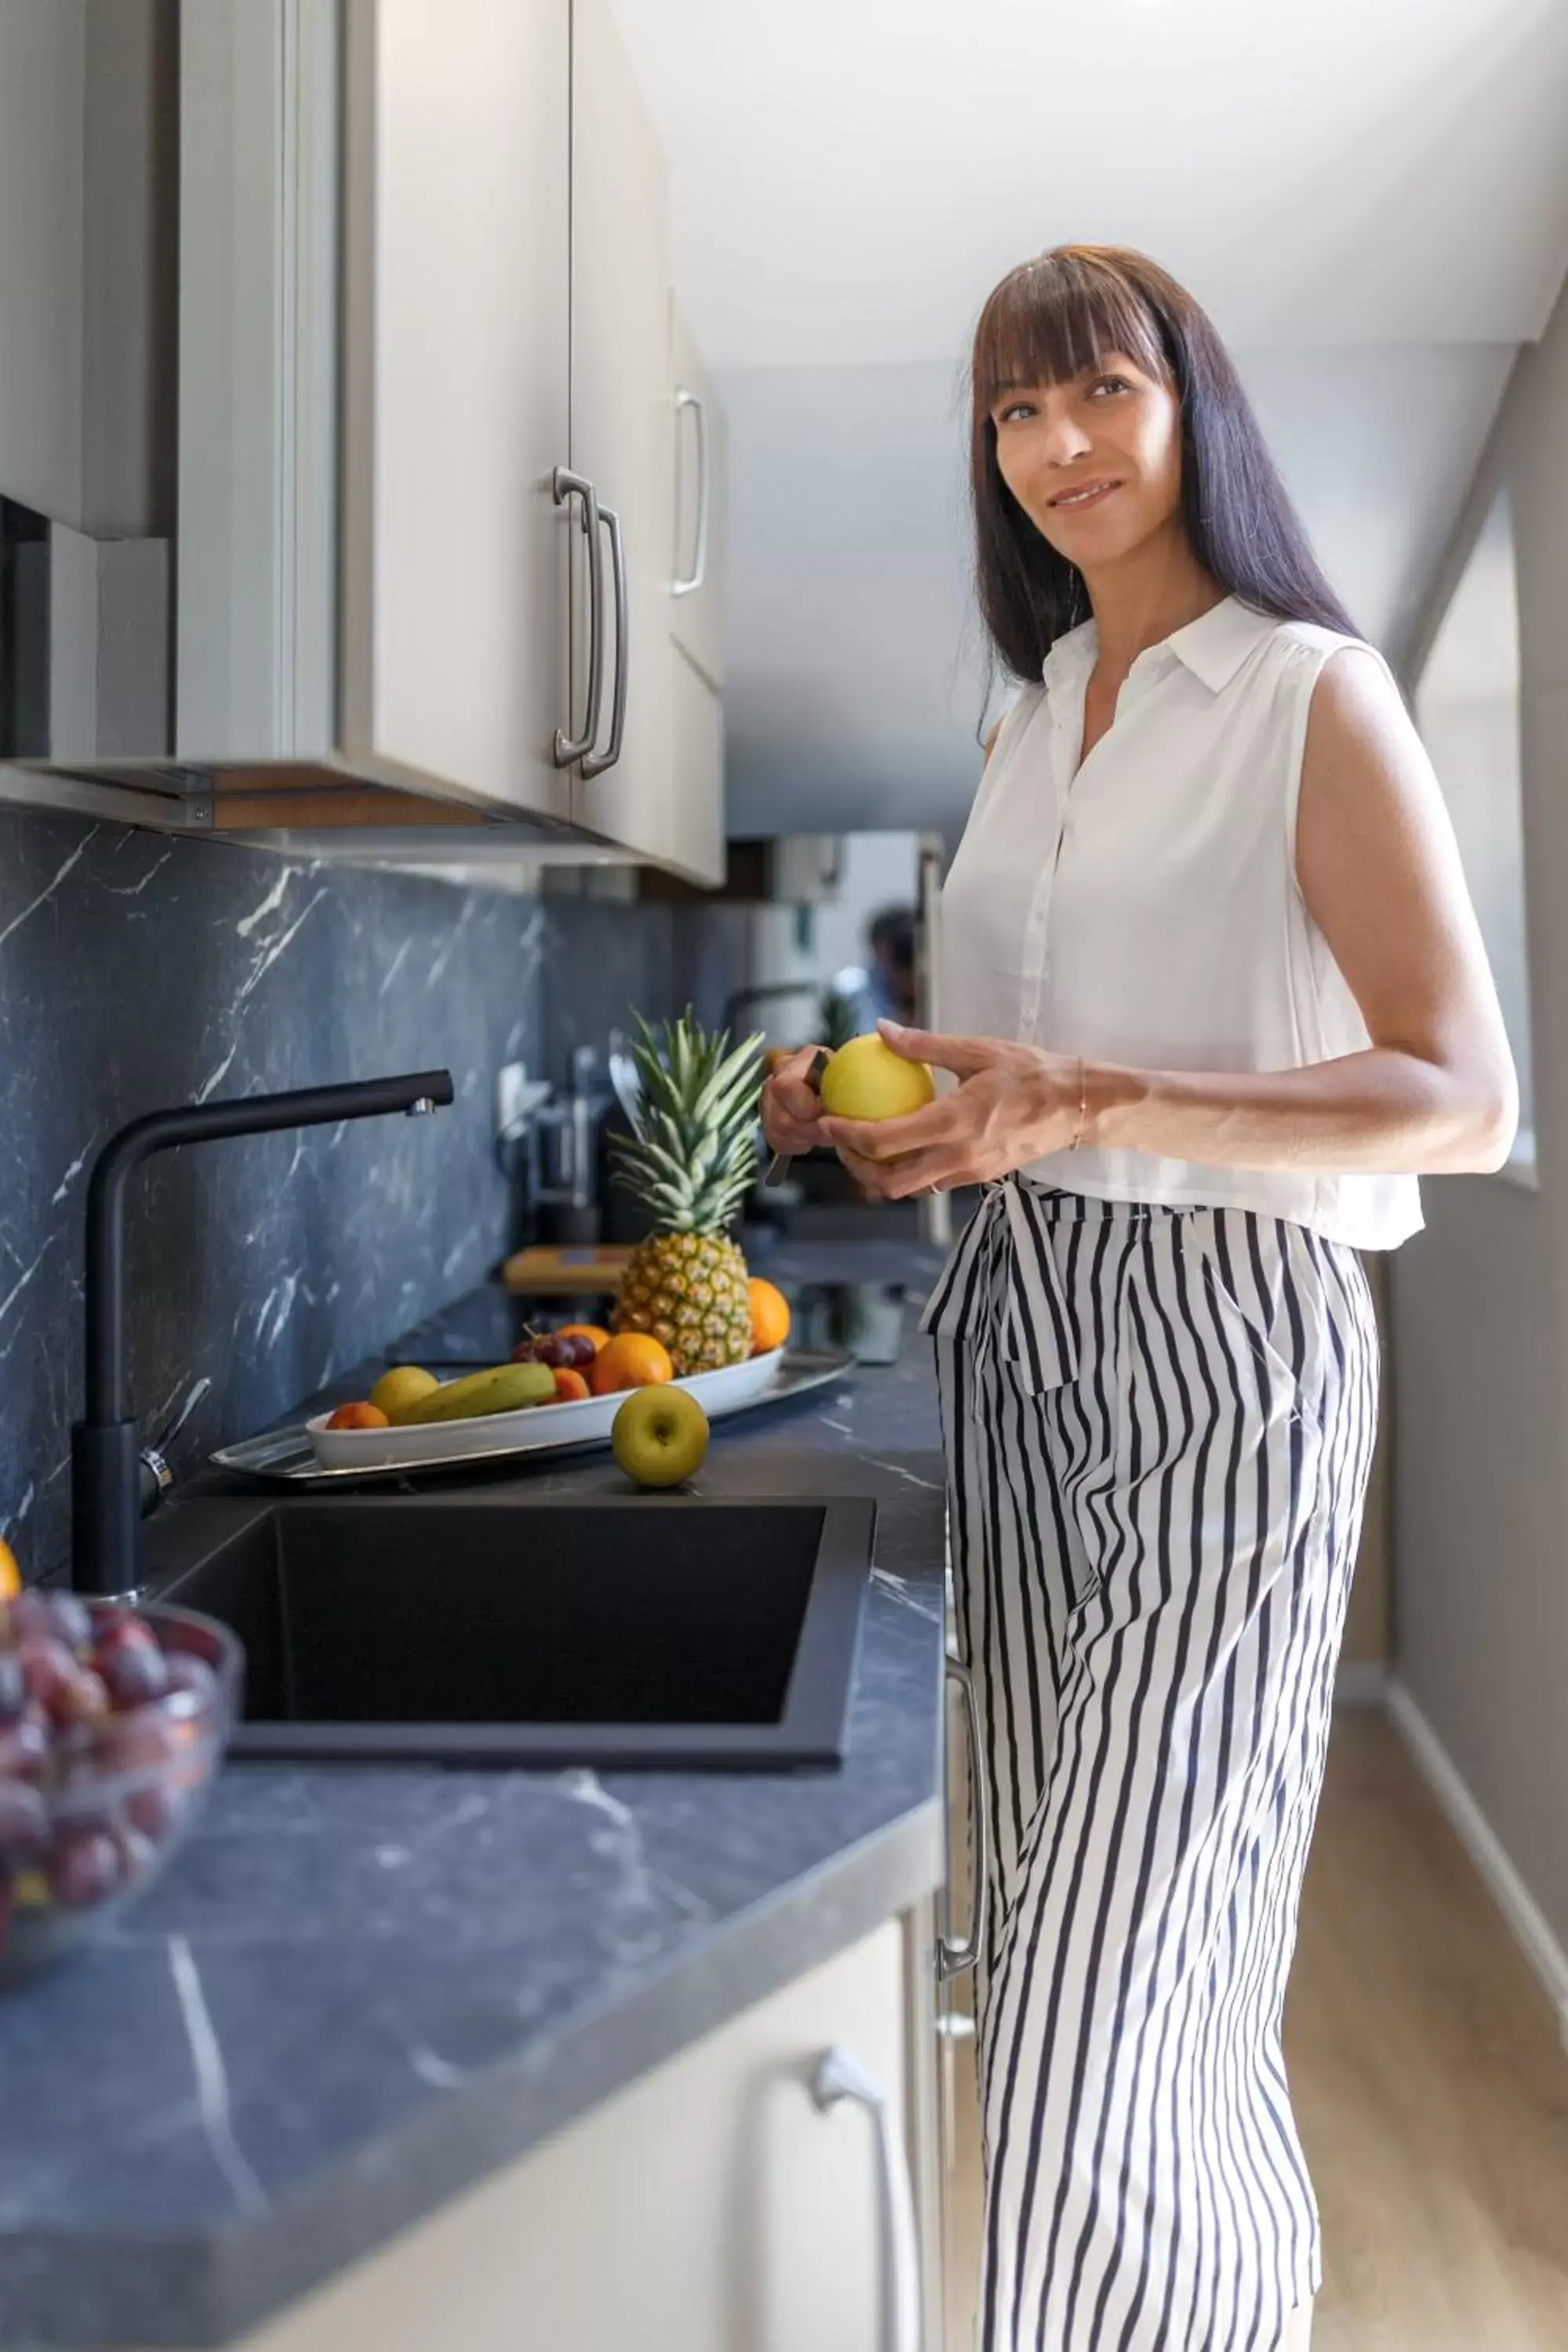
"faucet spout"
71,1069,454,1594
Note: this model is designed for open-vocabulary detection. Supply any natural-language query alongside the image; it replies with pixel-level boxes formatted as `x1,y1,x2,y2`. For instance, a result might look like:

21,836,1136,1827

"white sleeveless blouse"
940,594,1423,1250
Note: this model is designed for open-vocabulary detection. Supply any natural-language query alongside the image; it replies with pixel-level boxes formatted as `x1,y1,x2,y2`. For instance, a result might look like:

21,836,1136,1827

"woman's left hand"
820,1022,1083,1198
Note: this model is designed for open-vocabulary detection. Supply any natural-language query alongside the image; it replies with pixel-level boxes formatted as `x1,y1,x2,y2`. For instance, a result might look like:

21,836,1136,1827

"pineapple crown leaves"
610,1009,766,1236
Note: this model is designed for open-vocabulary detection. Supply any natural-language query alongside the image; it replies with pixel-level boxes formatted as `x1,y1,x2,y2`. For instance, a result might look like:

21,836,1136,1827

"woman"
762,246,1515,2352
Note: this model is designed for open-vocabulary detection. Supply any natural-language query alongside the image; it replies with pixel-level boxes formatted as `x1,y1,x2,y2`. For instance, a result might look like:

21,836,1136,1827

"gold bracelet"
1070,1056,1087,1151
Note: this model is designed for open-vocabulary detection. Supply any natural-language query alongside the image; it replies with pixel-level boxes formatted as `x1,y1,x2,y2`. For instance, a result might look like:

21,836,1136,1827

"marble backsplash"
0,810,709,1581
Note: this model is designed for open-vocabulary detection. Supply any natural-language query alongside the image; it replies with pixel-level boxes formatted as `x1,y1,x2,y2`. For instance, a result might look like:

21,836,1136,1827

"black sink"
151,1497,873,1769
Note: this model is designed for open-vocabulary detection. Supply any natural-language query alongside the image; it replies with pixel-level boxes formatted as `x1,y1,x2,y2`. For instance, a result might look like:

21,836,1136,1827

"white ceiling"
612,0,1568,836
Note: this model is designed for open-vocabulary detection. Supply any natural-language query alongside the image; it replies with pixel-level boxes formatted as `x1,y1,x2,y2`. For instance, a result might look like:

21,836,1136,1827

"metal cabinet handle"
580,500,628,780
809,2045,922,2352
671,386,709,596
937,1655,989,1984
552,466,604,766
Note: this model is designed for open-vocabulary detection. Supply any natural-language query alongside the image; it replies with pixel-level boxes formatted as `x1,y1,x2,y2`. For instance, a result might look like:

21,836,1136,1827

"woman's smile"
1047,477,1123,511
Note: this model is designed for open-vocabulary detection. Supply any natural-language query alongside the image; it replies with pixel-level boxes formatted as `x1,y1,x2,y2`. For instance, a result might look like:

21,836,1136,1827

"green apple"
612,1385,710,1488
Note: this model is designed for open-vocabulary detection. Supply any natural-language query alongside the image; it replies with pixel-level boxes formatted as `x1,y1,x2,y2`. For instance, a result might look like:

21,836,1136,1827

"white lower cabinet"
209,1915,937,2352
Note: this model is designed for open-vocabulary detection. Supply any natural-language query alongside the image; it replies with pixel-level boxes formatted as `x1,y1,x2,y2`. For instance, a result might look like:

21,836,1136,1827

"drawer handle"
937,1656,988,1983
809,2045,922,2352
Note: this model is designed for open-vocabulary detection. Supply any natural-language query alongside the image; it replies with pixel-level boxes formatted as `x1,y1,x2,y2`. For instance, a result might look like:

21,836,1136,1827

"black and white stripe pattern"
930,1181,1379,2351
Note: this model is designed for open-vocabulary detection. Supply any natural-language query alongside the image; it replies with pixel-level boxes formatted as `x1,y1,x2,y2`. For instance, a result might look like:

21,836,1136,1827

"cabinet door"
670,300,728,691
939,1646,985,2351
669,639,725,888
222,1922,917,2352
338,0,573,821
568,0,676,862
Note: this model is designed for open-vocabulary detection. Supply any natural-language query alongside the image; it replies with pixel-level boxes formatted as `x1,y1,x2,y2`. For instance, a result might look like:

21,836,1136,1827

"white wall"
1414,492,1534,1144
1394,276,1568,1983
718,347,1515,844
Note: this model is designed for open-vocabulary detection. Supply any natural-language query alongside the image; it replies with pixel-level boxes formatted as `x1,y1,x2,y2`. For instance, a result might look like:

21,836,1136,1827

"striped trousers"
927,1181,1379,2352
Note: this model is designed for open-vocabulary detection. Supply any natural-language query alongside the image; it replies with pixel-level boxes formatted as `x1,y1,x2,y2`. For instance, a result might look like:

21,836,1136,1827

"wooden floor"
943,1708,1568,2348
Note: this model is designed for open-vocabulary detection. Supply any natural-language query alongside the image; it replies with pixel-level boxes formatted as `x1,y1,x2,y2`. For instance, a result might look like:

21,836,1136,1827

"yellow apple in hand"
612,1385,710,1488
818,1033,936,1123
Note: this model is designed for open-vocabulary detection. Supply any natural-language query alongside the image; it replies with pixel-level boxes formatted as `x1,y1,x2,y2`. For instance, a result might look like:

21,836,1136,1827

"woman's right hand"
760,1046,826,1157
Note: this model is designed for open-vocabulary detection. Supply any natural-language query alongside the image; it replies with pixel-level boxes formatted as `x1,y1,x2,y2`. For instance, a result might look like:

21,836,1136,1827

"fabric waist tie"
918,1178,1080,1396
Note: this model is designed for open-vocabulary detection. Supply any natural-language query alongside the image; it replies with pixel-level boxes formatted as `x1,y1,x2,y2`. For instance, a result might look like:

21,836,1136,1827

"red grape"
91,1705,180,1773
0,1778,48,1860
49,1826,120,1909
112,1822,158,1882
8,1591,58,1646
51,1667,110,1730
49,1595,94,1657
91,1605,140,1639
20,1639,76,1713
97,1635,169,1710
162,1653,217,1711
125,1780,179,1840
0,1713,49,1785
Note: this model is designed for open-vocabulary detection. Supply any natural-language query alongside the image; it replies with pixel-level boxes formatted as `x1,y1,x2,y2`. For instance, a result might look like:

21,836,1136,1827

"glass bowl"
0,1594,242,1988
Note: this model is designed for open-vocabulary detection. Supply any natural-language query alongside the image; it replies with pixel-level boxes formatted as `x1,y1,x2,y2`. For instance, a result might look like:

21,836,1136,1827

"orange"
589,1332,674,1396
550,1367,591,1403
325,1401,390,1431
556,1323,611,1354
0,1538,20,1602
748,1277,791,1355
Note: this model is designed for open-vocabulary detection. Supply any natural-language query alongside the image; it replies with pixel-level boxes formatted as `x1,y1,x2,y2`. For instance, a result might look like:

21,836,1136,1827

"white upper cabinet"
669,302,728,692
670,639,725,889
338,0,572,823
566,0,677,865
20,0,724,875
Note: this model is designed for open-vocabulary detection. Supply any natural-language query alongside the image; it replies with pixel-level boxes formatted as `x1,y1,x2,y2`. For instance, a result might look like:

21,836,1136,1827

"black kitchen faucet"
71,1070,454,1595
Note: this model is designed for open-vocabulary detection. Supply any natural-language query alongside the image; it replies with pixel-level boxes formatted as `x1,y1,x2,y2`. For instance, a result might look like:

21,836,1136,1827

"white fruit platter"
310,1348,784,1471
211,1346,854,1488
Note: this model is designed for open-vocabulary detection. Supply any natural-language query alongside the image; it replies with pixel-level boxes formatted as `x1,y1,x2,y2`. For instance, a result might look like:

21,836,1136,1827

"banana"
390,1361,556,1426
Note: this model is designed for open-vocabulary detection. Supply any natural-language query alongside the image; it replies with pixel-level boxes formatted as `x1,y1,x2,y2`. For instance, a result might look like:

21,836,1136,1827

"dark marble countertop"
0,1242,953,2348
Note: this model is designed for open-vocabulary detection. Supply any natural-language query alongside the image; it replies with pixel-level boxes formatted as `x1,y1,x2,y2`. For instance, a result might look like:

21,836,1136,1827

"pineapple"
611,1011,764,1375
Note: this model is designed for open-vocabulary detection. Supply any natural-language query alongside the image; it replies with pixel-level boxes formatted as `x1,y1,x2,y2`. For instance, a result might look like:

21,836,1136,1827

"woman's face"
987,351,1184,572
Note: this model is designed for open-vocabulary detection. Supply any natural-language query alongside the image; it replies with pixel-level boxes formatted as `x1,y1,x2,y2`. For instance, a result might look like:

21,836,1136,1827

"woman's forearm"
1084,1047,1518,1177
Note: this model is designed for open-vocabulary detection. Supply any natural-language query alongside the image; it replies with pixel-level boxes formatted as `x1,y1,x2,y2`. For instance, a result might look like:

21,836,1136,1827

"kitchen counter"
0,1243,953,2349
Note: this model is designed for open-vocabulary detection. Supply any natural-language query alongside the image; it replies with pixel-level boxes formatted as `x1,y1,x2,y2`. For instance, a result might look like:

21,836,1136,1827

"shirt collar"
1162,595,1279,691
1040,595,1279,696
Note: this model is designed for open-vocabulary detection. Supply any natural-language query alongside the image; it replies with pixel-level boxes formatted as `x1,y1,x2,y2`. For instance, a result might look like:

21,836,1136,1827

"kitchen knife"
762,1047,832,1189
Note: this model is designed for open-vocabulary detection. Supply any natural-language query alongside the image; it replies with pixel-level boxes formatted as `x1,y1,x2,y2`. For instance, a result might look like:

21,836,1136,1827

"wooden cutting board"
501,1243,633,1295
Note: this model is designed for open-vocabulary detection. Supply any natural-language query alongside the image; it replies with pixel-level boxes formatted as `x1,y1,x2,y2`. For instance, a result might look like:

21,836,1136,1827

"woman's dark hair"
971,245,1357,682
